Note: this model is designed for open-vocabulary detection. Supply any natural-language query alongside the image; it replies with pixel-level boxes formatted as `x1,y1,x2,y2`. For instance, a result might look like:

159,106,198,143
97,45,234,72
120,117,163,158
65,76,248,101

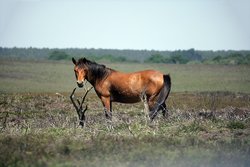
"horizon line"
1,46,250,52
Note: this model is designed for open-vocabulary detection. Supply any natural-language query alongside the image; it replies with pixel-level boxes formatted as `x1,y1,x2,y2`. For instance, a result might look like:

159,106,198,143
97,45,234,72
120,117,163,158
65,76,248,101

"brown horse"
72,57,171,120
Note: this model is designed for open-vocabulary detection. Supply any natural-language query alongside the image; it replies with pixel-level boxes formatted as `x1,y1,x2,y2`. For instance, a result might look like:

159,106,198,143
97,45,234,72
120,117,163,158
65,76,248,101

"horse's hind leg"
147,96,159,121
149,103,161,121
150,103,168,120
148,97,167,120
160,103,169,118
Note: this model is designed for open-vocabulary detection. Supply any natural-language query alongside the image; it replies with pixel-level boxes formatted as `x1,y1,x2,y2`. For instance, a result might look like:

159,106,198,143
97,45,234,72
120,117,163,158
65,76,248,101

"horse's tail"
150,74,171,119
158,74,171,106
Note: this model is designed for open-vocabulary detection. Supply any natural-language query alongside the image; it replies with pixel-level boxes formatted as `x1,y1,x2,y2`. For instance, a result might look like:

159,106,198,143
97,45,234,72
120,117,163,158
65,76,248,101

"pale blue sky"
0,0,250,50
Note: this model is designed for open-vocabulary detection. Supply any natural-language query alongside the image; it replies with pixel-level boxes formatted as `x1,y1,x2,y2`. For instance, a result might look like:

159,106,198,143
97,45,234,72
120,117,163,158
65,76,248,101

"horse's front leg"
101,96,112,120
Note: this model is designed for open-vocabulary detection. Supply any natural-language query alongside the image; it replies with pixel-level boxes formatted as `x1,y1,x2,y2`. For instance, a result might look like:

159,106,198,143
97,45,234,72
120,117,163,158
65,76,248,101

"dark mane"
77,58,114,84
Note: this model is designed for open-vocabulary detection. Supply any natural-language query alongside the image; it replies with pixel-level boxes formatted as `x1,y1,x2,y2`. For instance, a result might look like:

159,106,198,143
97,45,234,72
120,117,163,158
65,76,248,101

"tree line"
0,47,250,65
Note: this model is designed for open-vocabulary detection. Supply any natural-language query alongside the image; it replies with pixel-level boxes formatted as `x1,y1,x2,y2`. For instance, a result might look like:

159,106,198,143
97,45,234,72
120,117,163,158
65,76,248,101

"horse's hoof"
149,111,157,120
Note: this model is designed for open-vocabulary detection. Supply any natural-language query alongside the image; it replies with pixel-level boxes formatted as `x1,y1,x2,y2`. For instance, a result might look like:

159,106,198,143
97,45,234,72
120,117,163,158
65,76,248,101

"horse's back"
110,69,164,89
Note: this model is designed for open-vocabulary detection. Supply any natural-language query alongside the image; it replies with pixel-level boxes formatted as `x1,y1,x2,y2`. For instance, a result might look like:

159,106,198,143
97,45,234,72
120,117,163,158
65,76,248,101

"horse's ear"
72,57,76,65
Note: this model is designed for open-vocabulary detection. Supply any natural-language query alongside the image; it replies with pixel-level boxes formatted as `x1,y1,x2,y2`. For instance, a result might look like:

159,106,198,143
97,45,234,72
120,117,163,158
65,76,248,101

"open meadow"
0,60,250,93
0,60,250,166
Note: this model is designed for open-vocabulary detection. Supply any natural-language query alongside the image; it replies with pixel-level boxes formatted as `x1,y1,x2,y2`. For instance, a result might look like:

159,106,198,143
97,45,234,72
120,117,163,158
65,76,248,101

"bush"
145,54,166,63
48,51,70,60
227,121,245,129
205,53,250,65
168,55,189,64
85,55,130,63
146,54,189,64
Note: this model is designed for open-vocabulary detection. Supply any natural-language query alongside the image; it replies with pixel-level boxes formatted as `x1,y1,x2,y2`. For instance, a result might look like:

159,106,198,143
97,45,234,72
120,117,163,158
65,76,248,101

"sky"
0,0,250,50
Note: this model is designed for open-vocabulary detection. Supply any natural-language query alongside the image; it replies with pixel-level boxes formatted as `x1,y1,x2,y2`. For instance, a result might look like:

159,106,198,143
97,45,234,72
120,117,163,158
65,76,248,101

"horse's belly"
112,95,141,103
110,90,141,103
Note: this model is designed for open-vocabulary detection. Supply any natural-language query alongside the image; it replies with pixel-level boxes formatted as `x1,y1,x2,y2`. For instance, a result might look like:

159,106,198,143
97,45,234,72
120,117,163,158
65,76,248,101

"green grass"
0,60,250,93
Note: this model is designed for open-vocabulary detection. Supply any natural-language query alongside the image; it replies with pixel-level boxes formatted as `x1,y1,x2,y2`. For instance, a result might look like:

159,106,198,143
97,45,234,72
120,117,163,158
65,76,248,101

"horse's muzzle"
77,81,83,88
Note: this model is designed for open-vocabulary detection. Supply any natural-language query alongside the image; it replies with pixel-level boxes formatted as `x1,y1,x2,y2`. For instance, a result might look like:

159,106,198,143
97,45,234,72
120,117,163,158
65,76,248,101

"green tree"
48,50,70,60
145,54,166,63
169,55,189,64
213,55,222,63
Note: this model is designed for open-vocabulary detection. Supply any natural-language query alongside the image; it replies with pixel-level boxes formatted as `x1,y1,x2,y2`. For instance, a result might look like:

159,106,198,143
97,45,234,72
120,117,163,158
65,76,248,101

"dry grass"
0,92,249,167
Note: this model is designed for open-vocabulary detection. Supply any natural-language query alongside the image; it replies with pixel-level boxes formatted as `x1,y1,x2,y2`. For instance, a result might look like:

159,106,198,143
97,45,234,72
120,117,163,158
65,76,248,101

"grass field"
0,60,250,166
0,60,250,93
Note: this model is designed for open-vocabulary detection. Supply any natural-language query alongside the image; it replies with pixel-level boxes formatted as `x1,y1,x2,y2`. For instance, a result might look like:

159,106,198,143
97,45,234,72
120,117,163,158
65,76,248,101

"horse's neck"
86,65,113,86
86,69,102,86
86,72,96,86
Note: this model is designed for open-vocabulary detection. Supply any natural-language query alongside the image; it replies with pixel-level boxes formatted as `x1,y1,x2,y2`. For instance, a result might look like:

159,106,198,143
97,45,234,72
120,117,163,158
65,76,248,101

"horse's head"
72,57,88,88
